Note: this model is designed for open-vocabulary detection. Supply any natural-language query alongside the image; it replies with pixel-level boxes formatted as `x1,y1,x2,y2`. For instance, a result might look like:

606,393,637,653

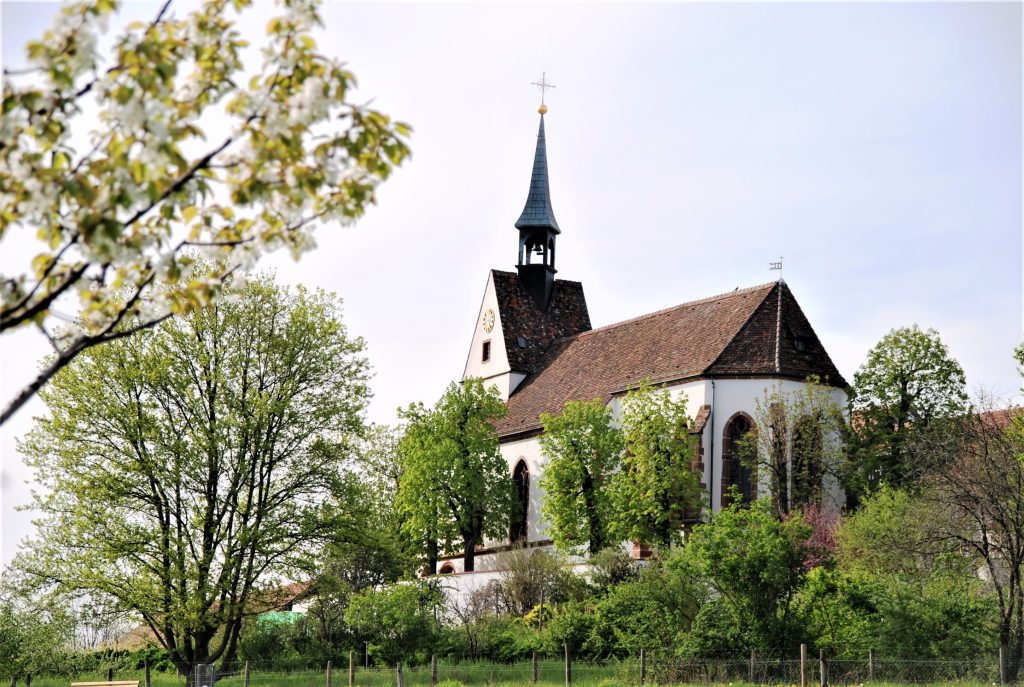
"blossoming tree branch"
0,0,411,425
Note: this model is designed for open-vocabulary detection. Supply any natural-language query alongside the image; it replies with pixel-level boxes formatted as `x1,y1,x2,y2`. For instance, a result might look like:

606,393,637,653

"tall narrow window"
722,414,755,507
792,415,823,507
482,340,491,362
510,459,529,542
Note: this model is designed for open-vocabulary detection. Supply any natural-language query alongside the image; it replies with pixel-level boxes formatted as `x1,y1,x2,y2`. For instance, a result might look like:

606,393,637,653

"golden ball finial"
538,103,548,115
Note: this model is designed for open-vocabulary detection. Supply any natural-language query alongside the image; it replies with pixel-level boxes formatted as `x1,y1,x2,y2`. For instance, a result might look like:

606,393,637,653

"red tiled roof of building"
975,408,1021,432
495,280,846,439
492,270,591,374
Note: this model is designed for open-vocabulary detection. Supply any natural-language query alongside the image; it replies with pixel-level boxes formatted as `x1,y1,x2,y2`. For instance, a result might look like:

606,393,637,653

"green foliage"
683,500,814,652
611,383,702,547
542,601,596,654
539,399,624,555
15,274,370,678
0,593,76,677
497,548,587,617
396,379,513,572
590,551,701,654
0,0,411,424
344,582,444,664
836,486,927,576
796,564,997,661
848,325,968,496
585,548,642,593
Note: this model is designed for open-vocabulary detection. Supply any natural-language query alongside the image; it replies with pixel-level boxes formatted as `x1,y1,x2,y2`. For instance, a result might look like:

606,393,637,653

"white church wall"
463,272,517,401
704,378,847,513
496,435,548,544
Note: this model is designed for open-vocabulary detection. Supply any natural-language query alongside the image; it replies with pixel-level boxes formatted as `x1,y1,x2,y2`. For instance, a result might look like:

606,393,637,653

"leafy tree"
810,486,1001,661
877,403,1024,678
0,0,410,424
797,563,997,661
302,426,416,651
590,550,701,654
14,274,370,683
611,383,702,547
539,399,623,556
0,592,76,679
683,499,814,652
848,325,967,495
344,581,443,665
743,379,847,516
495,547,585,617
396,379,513,573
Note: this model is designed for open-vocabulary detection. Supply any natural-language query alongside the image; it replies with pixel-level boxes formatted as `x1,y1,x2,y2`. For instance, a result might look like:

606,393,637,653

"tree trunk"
581,471,602,555
463,533,476,572
427,539,438,575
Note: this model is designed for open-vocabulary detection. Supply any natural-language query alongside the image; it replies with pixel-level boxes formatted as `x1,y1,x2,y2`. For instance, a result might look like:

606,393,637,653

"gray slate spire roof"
515,115,560,233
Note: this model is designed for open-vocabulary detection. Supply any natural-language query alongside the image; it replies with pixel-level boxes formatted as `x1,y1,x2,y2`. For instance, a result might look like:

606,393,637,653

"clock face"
482,308,495,333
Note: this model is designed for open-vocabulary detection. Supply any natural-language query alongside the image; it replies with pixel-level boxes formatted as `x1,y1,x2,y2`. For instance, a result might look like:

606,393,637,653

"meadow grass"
27,664,1001,687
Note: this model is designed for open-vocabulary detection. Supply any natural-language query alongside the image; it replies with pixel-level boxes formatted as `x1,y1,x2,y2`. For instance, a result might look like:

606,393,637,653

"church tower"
514,108,560,310
463,101,591,400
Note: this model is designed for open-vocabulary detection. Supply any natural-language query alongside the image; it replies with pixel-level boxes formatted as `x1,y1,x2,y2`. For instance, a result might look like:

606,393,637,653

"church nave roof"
495,280,846,439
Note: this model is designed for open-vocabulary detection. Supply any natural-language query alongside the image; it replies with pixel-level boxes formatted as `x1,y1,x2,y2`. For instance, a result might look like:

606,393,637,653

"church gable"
708,281,846,387
463,272,512,384
492,270,591,375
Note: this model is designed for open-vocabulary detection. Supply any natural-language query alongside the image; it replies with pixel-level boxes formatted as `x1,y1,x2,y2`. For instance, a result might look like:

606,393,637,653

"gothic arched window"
722,414,755,507
510,459,530,542
792,415,824,507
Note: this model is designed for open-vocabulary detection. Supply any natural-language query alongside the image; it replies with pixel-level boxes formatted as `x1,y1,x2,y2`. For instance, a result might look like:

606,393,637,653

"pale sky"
1,0,1021,568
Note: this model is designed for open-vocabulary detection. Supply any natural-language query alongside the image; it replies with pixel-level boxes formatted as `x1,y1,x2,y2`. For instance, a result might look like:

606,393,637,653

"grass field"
24,658,1003,687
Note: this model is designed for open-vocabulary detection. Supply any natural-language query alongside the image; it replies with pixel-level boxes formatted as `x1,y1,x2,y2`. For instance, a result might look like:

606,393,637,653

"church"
435,105,848,583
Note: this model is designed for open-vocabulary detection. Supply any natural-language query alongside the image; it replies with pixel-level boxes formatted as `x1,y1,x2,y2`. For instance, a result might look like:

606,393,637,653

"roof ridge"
571,281,779,341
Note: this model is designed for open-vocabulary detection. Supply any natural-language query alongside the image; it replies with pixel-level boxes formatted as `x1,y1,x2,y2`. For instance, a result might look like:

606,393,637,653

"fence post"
1000,646,1007,685
108,668,114,683
210,665,216,686
243,662,250,687
145,659,152,687
819,649,826,687
327,661,333,687
800,644,807,687
564,643,572,687
348,652,355,687
640,648,647,685
531,652,538,684
396,663,404,687
868,649,875,682
431,654,438,687
194,664,201,687
749,649,757,685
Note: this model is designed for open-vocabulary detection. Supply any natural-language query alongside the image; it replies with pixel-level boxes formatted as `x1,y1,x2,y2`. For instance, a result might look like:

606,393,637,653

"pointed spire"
515,114,560,233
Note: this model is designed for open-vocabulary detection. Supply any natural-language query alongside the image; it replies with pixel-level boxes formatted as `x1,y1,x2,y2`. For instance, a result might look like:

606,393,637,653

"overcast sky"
1,0,1021,568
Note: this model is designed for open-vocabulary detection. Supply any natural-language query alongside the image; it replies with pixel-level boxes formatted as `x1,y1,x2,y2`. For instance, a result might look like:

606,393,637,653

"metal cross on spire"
531,72,556,113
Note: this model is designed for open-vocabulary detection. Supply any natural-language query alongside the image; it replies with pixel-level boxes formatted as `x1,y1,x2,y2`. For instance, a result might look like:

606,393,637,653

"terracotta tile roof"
495,281,846,438
709,280,846,386
492,270,591,374
974,408,1020,432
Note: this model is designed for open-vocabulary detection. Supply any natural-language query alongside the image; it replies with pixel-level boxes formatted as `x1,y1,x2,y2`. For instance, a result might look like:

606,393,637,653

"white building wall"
463,273,525,400
700,378,847,513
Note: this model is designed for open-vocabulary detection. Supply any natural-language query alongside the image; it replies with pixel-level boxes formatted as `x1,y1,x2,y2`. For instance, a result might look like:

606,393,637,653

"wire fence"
18,650,1014,687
